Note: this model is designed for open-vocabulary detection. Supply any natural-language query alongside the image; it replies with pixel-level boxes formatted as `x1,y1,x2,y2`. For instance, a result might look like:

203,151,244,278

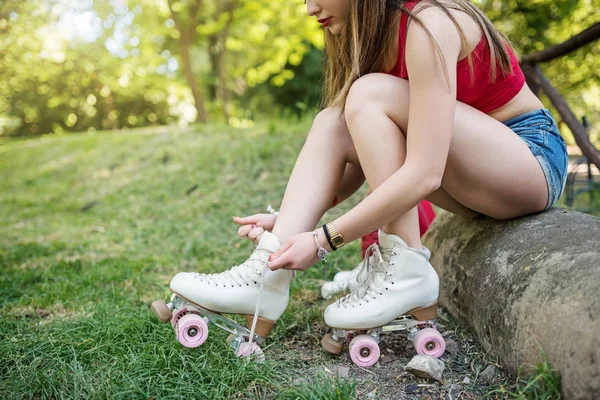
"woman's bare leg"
343,73,548,247
272,108,361,243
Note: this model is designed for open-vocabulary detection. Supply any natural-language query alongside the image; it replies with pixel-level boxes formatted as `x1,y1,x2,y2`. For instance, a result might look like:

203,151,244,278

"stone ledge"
422,208,600,399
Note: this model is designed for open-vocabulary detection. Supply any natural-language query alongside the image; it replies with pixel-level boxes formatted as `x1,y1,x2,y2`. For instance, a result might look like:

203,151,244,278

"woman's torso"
388,0,544,122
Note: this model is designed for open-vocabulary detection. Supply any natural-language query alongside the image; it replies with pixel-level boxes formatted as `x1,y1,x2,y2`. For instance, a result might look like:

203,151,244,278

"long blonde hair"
321,0,515,111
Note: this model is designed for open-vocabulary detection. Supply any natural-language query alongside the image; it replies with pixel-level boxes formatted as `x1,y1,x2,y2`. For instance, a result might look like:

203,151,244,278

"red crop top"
387,0,525,113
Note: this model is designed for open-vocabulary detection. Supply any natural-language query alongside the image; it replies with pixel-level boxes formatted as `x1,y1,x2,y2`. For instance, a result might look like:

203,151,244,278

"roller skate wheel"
171,308,189,328
176,314,209,348
413,327,445,358
235,342,265,363
348,334,380,367
321,334,344,355
151,300,172,323
345,331,357,343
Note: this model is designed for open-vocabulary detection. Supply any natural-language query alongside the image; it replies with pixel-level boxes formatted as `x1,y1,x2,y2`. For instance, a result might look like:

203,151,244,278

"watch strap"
322,224,337,251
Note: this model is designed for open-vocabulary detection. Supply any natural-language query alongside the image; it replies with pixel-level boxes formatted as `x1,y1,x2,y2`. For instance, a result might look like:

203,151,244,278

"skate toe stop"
322,334,344,355
151,300,172,323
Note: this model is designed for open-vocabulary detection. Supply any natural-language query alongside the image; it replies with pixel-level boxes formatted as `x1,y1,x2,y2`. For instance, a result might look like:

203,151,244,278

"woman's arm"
329,8,462,244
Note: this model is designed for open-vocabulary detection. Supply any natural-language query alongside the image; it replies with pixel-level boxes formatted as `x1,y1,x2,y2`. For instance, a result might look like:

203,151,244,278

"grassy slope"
0,120,369,399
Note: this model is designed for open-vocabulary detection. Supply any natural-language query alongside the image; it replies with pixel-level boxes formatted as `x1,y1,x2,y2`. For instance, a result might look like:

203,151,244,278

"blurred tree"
206,0,238,121
0,0,597,138
166,0,207,122
475,0,600,143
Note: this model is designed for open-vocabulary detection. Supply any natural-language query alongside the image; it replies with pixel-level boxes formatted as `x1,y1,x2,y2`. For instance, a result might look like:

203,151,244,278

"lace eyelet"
392,282,395,284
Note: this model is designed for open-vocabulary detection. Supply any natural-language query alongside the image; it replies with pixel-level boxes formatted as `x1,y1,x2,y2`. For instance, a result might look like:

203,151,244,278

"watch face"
332,236,344,246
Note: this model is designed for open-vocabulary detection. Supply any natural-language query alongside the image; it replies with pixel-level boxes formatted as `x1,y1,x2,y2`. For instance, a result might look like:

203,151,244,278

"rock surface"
422,208,600,399
405,355,445,382
478,365,497,386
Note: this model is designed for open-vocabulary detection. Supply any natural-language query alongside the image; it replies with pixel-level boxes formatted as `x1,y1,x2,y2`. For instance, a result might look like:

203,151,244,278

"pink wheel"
345,331,356,343
413,327,445,358
235,341,265,363
176,314,209,348
171,308,188,328
348,334,380,367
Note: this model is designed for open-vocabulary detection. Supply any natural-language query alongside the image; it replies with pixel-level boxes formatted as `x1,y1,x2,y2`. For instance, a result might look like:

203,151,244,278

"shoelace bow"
336,243,395,308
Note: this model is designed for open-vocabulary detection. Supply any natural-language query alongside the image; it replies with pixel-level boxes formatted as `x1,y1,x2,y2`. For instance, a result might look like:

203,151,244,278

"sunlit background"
0,0,598,143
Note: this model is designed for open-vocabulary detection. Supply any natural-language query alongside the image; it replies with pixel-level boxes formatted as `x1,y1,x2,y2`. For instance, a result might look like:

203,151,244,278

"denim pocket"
514,127,548,149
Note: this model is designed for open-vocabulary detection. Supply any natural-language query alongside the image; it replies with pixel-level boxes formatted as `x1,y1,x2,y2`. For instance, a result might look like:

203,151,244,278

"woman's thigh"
357,74,549,219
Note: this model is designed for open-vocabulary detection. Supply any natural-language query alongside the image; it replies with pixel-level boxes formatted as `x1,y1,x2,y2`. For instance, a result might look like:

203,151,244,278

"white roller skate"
151,231,293,361
321,228,445,367
320,258,368,299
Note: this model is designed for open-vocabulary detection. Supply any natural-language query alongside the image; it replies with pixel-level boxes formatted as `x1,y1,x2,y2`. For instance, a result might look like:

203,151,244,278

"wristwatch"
326,223,345,250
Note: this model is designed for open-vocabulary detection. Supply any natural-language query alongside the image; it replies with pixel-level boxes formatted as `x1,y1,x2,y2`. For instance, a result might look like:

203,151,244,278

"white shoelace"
336,243,395,308
193,242,268,352
192,252,265,288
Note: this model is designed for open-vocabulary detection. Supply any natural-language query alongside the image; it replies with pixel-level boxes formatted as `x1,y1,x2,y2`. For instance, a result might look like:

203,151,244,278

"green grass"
489,358,561,400
0,118,366,399
277,373,356,400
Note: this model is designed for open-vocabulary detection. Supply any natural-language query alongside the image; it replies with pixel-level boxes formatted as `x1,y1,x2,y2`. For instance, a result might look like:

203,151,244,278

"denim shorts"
503,108,568,210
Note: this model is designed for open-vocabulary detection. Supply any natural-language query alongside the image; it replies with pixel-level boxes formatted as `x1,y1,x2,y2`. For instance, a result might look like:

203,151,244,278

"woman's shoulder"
405,1,483,60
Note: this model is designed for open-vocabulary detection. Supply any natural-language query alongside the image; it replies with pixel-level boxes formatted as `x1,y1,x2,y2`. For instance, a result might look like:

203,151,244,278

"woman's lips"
320,17,332,27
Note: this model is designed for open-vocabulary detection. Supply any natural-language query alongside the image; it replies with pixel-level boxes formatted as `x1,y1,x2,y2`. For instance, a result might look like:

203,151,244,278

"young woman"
169,0,567,346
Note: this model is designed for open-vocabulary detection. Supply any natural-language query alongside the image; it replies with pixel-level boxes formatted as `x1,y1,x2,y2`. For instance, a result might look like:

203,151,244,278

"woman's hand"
232,213,277,243
267,232,321,271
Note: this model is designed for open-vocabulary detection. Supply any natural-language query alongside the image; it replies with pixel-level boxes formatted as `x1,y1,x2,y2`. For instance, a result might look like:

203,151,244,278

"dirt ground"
285,306,514,400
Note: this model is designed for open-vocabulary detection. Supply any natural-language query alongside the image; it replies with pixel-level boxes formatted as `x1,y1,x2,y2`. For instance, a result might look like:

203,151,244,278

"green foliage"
278,372,357,400
490,358,561,400
475,0,600,144
0,0,598,139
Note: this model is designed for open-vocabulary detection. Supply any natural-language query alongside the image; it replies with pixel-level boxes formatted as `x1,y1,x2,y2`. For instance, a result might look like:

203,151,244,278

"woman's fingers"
247,226,264,241
236,224,264,242
237,224,253,237
232,215,260,226
268,240,294,271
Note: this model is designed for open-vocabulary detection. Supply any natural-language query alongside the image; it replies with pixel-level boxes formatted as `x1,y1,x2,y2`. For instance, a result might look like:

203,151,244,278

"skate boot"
320,256,371,299
151,231,294,361
321,228,445,367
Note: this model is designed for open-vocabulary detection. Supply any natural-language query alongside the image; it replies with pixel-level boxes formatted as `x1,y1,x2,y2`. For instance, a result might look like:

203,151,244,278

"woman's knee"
310,107,351,141
308,107,359,162
344,74,409,130
344,75,383,123
314,107,345,127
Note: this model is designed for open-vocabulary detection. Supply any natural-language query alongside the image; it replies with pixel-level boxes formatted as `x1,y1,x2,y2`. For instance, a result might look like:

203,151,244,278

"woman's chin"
326,24,343,36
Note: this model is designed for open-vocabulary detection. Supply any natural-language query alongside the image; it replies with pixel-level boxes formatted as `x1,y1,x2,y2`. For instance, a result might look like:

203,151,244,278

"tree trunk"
521,22,600,64
523,65,600,170
519,22,600,170
208,0,237,121
422,209,600,399
167,0,207,123
179,33,207,123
